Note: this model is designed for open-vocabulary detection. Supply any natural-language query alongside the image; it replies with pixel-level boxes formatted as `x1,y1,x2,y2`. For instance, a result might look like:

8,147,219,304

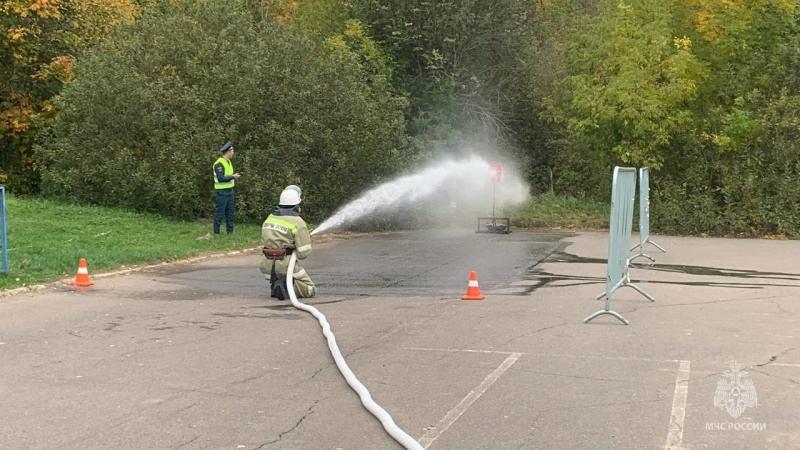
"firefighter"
259,187,316,300
212,141,241,234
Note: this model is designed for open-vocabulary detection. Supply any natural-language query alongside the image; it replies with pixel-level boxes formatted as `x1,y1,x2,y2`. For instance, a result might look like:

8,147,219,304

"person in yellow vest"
213,141,241,234
259,187,316,300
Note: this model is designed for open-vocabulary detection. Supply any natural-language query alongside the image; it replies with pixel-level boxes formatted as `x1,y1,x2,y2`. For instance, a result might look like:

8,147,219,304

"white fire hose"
285,252,424,450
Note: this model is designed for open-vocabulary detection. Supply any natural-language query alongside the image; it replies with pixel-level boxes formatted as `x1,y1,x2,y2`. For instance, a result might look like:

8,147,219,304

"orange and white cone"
461,271,485,300
69,258,94,287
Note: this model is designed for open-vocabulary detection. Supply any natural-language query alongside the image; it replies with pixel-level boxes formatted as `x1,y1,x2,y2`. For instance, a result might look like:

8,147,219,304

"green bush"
36,0,410,224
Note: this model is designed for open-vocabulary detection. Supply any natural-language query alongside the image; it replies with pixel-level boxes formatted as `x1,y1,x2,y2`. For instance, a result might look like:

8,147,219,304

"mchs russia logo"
714,361,758,419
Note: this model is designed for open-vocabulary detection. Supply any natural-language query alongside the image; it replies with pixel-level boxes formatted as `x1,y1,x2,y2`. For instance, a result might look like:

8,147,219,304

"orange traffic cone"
69,258,94,287
461,271,485,300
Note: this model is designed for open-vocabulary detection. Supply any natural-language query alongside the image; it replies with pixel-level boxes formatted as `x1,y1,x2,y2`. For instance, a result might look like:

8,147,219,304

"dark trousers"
213,189,235,234
270,262,286,299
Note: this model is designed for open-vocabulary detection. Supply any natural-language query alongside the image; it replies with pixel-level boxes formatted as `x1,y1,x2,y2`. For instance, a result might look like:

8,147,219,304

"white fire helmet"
285,184,302,197
279,188,302,206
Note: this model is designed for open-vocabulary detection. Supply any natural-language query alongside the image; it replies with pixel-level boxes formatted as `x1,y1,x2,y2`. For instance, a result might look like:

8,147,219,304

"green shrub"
36,0,409,224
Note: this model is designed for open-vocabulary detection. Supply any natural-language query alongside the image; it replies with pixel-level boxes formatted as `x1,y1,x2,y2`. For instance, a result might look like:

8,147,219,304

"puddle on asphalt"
521,247,800,295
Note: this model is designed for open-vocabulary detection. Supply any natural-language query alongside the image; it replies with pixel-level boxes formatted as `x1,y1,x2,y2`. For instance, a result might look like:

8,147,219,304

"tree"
558,0,706,170
542,0,800,235
36,0,409,223
350,0,536,149
0,0,139,193
250,0,352,37
514,0,599,194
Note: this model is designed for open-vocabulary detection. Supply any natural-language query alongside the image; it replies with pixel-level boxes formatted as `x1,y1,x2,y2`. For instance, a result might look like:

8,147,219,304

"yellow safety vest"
213,157,234,190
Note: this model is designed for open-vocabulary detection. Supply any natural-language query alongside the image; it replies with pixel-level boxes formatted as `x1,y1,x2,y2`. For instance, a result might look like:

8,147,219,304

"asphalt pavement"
0,229,798,450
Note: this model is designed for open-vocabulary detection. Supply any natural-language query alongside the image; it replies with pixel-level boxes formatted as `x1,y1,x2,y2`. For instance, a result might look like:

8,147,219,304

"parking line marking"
400,346,682,363
665,360,691,450
418,352,522,449
401,347,514,355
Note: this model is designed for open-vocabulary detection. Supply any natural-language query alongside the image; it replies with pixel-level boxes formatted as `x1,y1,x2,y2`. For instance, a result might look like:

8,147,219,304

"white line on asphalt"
402,347,512,355
665,360,691,450
417,352,522,449
400,346,682,363
772,363,800,367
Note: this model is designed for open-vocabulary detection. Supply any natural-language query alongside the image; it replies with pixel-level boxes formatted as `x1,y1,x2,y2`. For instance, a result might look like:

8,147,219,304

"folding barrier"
630,168,665,263
585,167,654,325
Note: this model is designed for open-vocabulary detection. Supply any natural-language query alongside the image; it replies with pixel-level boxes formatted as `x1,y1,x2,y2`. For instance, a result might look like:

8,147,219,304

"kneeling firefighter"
259,187,317,300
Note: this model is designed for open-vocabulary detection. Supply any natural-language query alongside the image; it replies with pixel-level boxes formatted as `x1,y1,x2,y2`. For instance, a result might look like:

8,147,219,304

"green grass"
0,195,263,291
507,191,610,230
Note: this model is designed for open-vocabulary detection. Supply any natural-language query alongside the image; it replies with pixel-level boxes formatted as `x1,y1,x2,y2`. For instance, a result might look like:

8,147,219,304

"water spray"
285,253,424,450
311,155,528,236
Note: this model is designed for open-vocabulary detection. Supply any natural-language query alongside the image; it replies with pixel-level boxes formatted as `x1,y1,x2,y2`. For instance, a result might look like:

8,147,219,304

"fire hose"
285,252,424,450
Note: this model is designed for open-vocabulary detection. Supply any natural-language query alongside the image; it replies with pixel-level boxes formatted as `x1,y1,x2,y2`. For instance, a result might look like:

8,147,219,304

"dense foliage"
35,0,409,223
1,0,140,193
5,0,800,236
538,0,800,236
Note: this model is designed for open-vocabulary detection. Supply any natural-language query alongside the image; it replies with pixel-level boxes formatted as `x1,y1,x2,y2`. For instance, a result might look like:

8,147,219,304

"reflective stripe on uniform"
263,217,298,233
294,268,307,278
296,243,312,253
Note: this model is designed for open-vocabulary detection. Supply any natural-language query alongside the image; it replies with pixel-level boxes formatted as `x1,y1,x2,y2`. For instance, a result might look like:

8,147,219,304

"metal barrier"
476,217,511,234
585,167,654,325
476,164,511,234
630,168,665,263
1,186,7,274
